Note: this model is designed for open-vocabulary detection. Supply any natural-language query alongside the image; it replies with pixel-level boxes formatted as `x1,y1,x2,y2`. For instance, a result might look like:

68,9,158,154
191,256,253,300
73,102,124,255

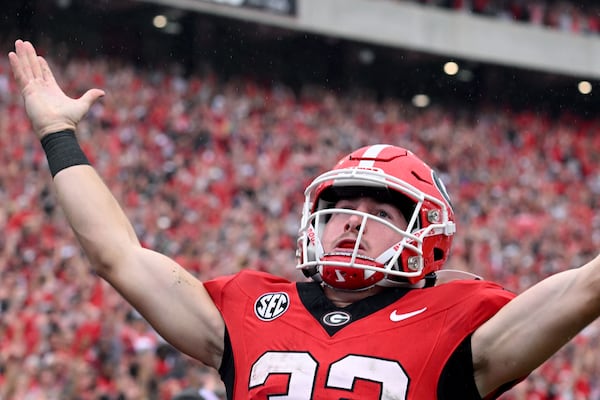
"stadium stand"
404,0,600,35
2,0,600,398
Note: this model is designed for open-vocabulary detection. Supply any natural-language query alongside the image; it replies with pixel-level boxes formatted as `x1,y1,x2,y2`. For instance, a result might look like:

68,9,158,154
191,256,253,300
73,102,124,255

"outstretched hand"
8,39,105,138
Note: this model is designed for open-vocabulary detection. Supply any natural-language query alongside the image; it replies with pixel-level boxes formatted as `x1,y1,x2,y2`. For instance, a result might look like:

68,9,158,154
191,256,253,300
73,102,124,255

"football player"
10,39,600,399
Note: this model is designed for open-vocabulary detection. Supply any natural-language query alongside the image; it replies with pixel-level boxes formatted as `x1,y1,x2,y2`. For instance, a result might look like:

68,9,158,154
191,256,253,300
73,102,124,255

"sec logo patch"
255,292,290,321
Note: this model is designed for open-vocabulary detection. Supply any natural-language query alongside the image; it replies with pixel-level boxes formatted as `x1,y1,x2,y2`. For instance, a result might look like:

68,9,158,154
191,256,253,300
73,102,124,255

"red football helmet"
296,144,456,290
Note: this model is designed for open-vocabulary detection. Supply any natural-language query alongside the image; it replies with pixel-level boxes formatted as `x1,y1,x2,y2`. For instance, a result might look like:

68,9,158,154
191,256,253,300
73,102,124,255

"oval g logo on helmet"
322,311,351,327
255,292,290,321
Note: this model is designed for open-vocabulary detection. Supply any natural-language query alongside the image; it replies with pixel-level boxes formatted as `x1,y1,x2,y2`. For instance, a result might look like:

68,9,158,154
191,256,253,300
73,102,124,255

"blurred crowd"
2,37,600,399
403,0,600,35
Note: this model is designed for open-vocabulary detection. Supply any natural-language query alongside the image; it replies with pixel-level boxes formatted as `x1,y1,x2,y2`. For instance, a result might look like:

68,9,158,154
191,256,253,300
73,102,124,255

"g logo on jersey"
322,311,351,327
255,292,290,321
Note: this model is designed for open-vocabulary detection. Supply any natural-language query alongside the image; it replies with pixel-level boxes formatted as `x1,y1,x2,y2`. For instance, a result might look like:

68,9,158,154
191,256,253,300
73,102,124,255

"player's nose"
344,213,365,233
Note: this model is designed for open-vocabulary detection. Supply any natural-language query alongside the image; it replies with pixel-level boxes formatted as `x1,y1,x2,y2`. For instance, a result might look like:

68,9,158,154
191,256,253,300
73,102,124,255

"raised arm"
8,40,225,368
472,254,600,397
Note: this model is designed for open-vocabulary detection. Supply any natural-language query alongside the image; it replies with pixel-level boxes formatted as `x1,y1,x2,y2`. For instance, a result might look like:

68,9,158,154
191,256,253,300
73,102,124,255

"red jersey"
204,270,515,400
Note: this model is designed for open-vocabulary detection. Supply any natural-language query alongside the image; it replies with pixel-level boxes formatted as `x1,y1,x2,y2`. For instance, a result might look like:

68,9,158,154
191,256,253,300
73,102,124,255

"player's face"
321,197,408,258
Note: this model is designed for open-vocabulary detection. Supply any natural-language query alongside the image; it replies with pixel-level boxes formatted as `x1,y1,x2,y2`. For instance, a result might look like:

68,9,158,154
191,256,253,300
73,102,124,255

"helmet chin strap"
372,239,429,289
376,276,428,289
375,239,405,269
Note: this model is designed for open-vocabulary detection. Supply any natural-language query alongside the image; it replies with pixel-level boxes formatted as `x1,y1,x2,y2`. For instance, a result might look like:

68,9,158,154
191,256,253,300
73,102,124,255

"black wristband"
40,130,91,177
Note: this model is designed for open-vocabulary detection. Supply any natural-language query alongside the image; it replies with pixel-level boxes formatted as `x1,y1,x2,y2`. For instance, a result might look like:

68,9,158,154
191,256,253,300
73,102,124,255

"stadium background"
2,0,600,398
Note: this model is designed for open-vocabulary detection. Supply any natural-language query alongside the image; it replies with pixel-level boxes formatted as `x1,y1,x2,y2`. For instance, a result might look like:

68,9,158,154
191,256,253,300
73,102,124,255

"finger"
10,40,31,86
14,39,34,81
7,51,25,88
38,56,57,85
79,88,106,107
23,41,44,79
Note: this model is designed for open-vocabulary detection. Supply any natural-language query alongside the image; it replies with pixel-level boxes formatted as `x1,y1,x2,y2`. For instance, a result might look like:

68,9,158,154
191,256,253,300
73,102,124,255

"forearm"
39,127,140,274
53,164,141,274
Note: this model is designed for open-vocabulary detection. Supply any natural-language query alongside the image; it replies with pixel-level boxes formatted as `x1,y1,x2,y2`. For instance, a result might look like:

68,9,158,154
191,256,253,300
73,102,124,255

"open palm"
8,40,105,138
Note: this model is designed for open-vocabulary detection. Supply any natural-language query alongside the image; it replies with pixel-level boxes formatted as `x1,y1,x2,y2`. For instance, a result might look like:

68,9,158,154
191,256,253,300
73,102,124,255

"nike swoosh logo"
389,307,428,322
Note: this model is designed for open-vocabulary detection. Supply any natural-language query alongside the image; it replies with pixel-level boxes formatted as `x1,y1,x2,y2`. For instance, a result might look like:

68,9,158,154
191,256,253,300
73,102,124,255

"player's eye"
375,209,392,219
334,200,359,211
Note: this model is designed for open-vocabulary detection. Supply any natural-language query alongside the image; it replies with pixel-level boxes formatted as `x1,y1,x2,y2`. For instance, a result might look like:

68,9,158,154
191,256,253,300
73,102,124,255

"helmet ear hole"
434,248,444,261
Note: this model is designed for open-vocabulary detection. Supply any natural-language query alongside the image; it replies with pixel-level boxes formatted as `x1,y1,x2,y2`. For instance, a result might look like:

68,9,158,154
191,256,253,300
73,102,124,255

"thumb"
79,88,105,107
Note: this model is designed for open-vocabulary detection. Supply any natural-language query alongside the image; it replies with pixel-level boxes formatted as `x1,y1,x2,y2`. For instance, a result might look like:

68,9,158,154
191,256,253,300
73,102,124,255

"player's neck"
323,285,384,308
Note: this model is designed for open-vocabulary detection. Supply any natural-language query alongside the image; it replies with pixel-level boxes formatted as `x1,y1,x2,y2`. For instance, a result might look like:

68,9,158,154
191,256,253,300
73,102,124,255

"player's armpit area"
438,335,522,400
437,335,482,400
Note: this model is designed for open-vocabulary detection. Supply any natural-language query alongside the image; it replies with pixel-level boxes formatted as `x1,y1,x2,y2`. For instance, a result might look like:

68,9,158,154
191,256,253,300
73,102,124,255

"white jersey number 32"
250,351,409,399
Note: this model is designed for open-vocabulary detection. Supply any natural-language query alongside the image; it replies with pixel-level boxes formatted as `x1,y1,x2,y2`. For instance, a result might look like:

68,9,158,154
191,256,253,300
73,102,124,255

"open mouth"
335,239,363,251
